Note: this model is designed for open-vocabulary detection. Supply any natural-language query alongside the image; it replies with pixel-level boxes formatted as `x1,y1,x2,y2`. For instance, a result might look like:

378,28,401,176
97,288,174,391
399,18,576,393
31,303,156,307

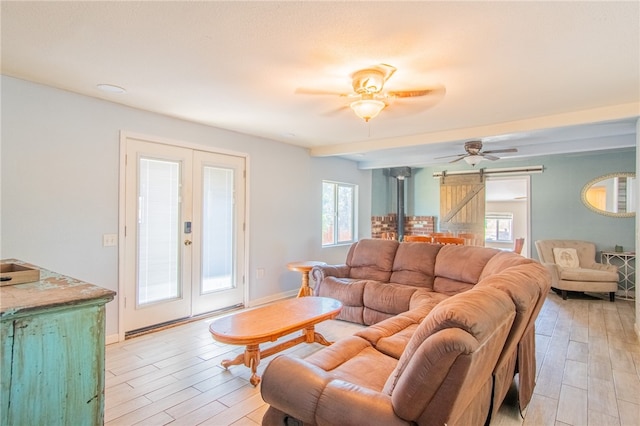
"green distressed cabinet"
1,260,115,426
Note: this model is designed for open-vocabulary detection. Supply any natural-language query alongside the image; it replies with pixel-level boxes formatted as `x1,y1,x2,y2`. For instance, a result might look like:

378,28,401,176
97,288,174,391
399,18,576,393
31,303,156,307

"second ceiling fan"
437,140,518,166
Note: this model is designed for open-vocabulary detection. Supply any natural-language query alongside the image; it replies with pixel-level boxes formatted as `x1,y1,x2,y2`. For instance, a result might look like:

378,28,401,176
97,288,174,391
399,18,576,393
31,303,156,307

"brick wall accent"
371,214,398,239
405,216,436,236
371,215,436,239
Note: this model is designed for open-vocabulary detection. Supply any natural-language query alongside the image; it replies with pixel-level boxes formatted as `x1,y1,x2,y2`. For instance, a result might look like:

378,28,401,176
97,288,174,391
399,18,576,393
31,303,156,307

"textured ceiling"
1,1,639,168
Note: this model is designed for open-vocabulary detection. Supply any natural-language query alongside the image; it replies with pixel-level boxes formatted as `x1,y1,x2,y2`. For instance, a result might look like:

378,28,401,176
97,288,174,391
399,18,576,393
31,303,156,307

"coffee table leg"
304,325,332,346
220,344,262,386
221,353,244,369
244,344,261,386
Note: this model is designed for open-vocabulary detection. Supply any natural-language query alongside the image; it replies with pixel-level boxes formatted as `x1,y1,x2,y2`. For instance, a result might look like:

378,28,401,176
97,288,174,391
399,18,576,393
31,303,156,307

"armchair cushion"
559,267,618,282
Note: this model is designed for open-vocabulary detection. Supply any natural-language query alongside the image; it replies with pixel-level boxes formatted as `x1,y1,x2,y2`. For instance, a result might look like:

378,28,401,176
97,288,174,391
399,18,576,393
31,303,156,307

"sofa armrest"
261,355,332,424
315,380,410,426
312,264,351,281
261,355,409,426
540,262,560,286
312,264,351,295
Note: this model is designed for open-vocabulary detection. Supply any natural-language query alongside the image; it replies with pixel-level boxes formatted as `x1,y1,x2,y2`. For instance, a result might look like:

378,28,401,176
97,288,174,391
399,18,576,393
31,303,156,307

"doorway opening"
484,176,530,256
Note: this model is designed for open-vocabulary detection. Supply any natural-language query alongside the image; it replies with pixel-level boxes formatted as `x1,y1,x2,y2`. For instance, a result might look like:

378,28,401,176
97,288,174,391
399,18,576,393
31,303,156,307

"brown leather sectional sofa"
261,239,551,426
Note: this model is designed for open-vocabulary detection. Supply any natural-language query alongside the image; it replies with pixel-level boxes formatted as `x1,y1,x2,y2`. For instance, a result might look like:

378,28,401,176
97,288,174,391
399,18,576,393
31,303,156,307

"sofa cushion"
357,292,447,359
389,242,443,289
305,336,398,392
348,239,399,281
553,247,580,268
317,277,364,305
433,245,499,294
478,250,535,280
363,282,419,316
316,277,367,323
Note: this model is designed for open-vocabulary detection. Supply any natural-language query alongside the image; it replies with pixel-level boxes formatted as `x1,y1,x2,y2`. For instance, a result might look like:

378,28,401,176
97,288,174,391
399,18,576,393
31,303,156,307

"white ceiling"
2,1,639,169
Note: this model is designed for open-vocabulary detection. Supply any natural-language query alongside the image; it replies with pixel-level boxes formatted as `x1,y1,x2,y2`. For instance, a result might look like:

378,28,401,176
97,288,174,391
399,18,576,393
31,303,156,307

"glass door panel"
192,150,245,315
202,166,234,293
137,158,181,305
124,140,192,332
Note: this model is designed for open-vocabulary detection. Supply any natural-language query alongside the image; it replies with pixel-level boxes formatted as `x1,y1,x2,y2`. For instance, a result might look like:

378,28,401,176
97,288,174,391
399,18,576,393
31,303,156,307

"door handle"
184,239,192,246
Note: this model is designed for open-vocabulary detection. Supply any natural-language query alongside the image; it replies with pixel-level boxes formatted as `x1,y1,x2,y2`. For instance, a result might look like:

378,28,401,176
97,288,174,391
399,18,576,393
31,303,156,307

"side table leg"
297,271,313,297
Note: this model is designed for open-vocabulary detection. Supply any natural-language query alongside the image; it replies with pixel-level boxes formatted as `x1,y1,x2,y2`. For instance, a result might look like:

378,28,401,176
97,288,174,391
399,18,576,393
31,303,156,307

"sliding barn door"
440,174,485,244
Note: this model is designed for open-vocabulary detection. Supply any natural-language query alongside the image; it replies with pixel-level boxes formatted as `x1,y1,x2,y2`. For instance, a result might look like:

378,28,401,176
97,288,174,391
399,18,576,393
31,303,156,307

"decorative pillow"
553,248,580,268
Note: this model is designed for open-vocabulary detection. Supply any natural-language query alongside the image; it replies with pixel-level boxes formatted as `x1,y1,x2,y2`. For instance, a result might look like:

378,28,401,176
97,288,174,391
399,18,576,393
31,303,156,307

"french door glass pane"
201,166,234,293
137,158,181,305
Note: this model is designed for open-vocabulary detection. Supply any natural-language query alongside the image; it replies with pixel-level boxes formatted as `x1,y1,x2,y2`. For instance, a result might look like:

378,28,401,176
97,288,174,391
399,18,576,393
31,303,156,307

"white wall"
1,76,371,338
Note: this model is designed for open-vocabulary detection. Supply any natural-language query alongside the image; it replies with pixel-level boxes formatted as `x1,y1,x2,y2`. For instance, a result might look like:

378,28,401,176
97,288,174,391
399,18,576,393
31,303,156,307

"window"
485,213,513,242
322,181,357,246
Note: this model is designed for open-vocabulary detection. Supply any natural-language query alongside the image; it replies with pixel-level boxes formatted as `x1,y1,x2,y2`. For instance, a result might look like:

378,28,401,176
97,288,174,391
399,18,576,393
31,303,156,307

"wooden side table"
287,261,326,297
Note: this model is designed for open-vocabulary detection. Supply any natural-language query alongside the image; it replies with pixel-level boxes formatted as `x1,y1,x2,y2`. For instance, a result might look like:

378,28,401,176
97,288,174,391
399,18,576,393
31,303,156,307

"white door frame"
116,131,250,342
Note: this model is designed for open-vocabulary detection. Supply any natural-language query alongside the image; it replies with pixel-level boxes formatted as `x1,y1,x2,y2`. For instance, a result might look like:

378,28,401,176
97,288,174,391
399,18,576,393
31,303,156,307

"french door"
123,138,245,332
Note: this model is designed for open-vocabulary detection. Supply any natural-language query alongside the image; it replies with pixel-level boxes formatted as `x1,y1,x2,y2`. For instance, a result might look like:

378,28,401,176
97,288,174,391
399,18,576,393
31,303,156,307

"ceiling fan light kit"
298,63,443,122
350,99,386,122
464,155,483,166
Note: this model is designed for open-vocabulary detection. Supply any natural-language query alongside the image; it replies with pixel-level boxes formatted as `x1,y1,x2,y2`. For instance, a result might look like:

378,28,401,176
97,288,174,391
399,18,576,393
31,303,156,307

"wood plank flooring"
105,292,640,425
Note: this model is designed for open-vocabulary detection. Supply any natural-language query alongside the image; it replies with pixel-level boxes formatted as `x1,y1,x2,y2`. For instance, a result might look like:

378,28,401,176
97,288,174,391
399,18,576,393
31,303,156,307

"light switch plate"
103,234,118,247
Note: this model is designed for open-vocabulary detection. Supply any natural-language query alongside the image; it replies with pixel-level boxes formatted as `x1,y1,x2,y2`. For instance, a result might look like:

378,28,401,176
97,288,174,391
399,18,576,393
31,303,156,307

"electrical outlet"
103,234,118,247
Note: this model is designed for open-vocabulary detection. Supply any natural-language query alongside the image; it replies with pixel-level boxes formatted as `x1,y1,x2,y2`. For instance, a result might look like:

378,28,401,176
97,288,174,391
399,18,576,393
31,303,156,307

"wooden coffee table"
209,296,342,386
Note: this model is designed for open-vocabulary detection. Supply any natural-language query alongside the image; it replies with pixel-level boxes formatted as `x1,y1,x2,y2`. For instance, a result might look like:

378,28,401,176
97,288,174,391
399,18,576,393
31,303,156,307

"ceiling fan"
436,140,518,166
296,64,445,122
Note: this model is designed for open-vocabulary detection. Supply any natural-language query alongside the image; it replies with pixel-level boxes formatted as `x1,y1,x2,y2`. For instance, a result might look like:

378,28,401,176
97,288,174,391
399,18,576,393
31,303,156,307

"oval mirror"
581,173,636,217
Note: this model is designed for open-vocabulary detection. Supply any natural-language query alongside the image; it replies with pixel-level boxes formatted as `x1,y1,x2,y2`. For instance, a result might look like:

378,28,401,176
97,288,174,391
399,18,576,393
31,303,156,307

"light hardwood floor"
105,293,640,425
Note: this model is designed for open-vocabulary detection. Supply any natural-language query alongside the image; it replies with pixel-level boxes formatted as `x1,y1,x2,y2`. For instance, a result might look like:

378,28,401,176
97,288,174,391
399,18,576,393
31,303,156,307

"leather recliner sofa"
260,239,551,425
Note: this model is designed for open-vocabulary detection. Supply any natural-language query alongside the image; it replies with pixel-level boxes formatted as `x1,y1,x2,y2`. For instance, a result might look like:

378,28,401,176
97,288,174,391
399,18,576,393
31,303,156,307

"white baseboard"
105,333,120,345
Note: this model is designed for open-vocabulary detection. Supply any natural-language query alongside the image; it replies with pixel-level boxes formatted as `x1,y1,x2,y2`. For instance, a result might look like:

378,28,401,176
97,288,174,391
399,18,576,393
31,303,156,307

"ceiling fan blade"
387,89,435,98
387,84,446,98
483,154,500,161
434,153,465,160
322,105,350,116
482,148,518,154
295,87,348,96
449,156,466,164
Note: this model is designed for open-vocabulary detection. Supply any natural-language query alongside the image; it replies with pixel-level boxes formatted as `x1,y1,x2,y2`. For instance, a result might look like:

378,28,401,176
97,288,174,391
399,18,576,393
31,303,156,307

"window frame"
322,180,358,247
485,212,514,243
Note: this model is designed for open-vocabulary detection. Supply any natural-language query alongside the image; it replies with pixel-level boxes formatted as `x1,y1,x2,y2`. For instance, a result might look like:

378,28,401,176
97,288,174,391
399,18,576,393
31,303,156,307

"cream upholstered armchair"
535,240,618,301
